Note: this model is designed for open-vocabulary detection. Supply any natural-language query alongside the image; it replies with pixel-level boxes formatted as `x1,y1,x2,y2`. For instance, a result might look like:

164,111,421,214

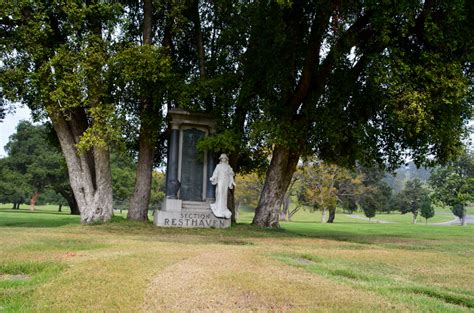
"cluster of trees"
1,1,472,226
0,121,165,214
0,121,79,212
236,152,473,226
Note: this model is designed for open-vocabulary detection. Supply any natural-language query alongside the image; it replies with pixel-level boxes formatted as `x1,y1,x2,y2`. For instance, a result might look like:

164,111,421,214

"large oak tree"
245,0,472,227
1,1,122,223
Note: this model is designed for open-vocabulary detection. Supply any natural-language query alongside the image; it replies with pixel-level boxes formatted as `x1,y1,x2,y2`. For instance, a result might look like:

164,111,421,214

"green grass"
238,206,457,225
0,261,64,312
372,212,456,224
0,204,79,228
0,204,472,312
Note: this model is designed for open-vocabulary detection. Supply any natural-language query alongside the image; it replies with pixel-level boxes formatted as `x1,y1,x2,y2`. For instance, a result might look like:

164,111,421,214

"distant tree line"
237,153,473,225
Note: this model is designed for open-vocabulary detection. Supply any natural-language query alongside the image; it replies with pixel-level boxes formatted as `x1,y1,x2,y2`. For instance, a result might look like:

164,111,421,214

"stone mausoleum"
154,109,231,228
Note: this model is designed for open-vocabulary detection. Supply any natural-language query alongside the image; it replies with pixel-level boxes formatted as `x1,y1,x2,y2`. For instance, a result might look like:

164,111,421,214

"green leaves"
0,121,68,203
110,44,172,101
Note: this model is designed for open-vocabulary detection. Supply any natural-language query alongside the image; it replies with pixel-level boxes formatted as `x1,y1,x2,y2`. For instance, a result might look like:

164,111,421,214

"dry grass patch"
29,241,200,312
144,244,400,312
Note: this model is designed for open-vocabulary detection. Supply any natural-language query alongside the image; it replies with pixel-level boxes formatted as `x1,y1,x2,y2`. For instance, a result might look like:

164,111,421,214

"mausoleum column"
206,152,216,200
166,123,180,199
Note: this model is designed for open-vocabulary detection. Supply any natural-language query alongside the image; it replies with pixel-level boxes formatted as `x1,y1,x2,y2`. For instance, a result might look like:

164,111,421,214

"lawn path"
346,214,395,224
142,243,397,312
431,215,473,225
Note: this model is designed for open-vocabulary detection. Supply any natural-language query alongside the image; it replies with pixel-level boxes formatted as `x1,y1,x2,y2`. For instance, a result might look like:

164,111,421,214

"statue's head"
219,153,229,163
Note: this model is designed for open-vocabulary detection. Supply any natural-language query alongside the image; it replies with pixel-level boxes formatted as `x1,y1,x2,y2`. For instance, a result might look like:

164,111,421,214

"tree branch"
312,11,373,96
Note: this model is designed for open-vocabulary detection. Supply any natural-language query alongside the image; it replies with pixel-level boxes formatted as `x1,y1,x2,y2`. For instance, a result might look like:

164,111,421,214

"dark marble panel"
180,128,205,201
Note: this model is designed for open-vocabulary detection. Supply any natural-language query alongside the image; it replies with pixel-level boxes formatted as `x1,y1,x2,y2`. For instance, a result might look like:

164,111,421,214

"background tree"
110,152,136,212
150,171,166,209
0,121,79,214
420,196,435,224
358,166,392,216
398,179,431,224
361,202,376,221
235,173,264,212
296,160,352,223
0,158,28,209
430,150,474,226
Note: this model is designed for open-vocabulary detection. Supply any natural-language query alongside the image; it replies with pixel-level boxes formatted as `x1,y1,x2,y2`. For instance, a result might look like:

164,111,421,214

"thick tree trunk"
252,145,299,227
58,204,62,212
412,212,417,224
52,116,113,224
128,125,154,221
460,209,467,226
327,207,336,223
30,192,39,211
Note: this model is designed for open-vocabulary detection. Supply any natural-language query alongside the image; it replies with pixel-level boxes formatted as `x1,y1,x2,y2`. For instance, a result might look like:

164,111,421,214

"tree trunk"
321,208,327,224
327,207,336,223
143,0,152,45
30,192,39,211
412,212,417,224
192,0,206,79
127,0,156,222
59,188,80,215
227,188,236,224
461,209,467,226
280,195,290,221
252,145,299,227
128,123,155,221
52,115,113,224
58,204,62,212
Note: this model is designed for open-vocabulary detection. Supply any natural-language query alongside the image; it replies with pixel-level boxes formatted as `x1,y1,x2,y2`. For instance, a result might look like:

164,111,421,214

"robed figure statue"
210,154,235,219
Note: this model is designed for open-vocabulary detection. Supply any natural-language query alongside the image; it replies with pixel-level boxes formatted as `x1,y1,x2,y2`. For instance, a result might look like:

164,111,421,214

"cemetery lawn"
0,205,473,312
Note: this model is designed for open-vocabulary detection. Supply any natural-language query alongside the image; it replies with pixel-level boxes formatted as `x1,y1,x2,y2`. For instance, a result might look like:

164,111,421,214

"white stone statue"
210,154,235,219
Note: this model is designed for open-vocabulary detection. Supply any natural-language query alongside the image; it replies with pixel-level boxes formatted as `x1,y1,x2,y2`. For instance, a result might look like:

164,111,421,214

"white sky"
0,105,32,158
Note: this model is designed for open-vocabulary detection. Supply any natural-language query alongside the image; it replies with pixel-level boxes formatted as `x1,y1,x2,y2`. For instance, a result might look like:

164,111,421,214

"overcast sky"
0,105,32,158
